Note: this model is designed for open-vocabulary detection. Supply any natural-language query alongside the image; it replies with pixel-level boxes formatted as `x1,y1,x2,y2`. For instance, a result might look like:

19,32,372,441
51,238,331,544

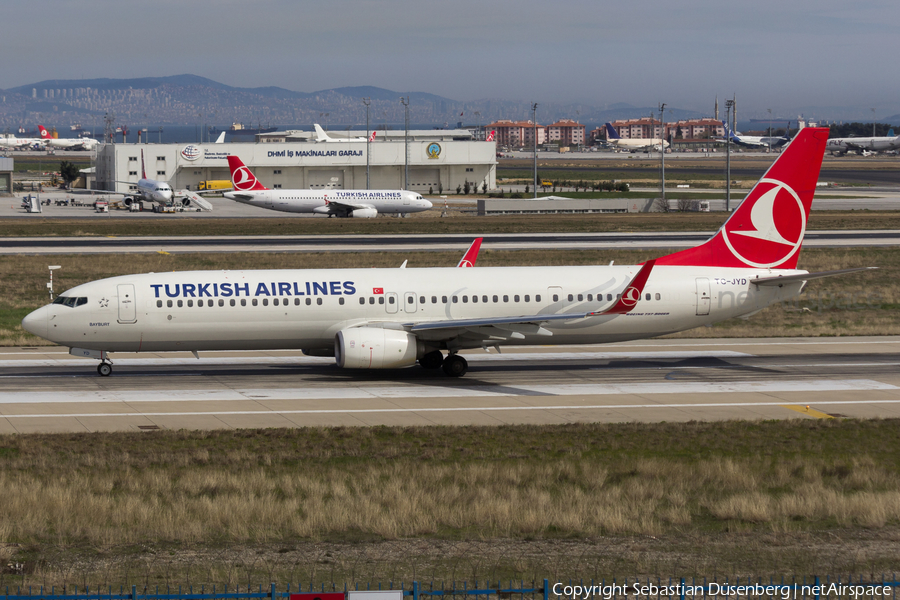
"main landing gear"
418,351,469,377
97,359,113,377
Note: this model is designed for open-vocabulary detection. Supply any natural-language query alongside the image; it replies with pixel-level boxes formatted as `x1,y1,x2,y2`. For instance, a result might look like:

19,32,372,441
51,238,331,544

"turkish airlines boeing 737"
22,128,873,377
223,156,432,218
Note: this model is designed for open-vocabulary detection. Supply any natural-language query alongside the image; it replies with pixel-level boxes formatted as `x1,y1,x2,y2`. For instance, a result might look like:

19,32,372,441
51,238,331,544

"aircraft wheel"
419,350,444,369
441,354,468,377
97,363,112,377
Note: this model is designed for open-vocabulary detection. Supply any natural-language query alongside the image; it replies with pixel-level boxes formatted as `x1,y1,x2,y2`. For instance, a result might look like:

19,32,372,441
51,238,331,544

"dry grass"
1,422,899,547
2,422,900,585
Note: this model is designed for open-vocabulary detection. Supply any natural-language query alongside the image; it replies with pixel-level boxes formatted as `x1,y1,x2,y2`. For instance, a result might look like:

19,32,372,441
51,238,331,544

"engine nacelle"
350,207,378,218
335,327,422,369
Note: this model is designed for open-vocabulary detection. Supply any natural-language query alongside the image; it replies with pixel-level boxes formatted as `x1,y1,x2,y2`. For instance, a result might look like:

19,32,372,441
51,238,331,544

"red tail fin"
655,127,829,269
226,155,268,191
38,125,50,139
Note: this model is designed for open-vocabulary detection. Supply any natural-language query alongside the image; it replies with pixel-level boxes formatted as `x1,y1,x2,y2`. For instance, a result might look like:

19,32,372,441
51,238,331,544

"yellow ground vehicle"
197,180,231,191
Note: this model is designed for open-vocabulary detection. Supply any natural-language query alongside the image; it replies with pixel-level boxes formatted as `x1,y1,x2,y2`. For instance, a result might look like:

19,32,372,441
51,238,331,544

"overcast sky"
4,0,899,118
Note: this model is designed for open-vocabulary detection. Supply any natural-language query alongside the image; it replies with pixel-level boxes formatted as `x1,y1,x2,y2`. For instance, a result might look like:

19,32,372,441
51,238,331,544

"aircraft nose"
422,199,433,209
21,306,49,340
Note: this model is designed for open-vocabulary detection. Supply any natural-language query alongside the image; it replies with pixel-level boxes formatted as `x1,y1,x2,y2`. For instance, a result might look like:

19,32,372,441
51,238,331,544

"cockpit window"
52,296,88,308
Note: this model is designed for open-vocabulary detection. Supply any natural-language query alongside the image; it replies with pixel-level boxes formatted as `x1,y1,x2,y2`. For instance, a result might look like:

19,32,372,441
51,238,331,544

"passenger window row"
155,291,662,310
157,297,343,308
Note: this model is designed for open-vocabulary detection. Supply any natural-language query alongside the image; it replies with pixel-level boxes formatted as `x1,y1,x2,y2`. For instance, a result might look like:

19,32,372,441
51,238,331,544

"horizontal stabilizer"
750,266,877,286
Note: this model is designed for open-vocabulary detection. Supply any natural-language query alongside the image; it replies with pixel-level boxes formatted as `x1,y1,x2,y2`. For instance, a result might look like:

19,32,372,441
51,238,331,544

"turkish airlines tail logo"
369,131,376,142
487,130,495,142
226,156,267,191
38,125,50,139
654,127,829,270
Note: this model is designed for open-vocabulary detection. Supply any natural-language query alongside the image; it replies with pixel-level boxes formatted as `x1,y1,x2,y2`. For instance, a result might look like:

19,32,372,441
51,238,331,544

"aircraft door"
385,292,399,314
404,292,418,313
117,284,137,324
547,286,563,309
695,278,711,316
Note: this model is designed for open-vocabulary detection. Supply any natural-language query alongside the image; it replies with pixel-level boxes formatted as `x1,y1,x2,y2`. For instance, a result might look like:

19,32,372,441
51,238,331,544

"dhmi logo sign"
426,143,442,159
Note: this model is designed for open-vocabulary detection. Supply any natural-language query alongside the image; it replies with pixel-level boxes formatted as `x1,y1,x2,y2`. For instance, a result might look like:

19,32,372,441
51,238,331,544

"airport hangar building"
94,129,497,195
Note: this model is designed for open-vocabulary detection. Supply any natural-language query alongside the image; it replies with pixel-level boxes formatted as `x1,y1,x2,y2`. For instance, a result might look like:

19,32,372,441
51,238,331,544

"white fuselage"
826,135,900,154
135,178,174,205
44,137,100,151
22,265,804,354
608,138,669,151
0,135,43,149
223,189,432,215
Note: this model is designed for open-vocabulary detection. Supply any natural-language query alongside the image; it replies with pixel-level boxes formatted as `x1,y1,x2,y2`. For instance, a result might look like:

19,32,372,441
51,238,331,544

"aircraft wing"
398,260,656,341
323,200,374,215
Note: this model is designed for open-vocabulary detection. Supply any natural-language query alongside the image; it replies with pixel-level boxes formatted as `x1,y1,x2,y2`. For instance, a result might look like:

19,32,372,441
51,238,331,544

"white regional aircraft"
603,123,669,152
223,155,432,217
22,128,874,377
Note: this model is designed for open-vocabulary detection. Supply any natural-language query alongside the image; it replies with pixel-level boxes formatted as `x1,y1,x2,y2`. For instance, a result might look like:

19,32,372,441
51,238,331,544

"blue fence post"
413,581,419,600
814,577,820,600
272,583,277,600
543,579,549,600
132,585,137,600
680,578,685,600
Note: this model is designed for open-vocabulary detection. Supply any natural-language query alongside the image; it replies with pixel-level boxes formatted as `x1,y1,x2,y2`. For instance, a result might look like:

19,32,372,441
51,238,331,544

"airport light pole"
400,96,410,190
532,102,538,198
725,99,734,212
363,97,371,190
872,108,876,137
767,108,772,153
658,103,666,209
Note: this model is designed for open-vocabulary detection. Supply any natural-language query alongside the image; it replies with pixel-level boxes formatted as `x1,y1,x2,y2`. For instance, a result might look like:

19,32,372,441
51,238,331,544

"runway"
3,230,900,255
2,336,899,432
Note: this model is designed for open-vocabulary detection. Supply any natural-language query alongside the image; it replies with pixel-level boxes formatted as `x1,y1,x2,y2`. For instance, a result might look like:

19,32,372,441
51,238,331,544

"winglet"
596,259,656,315
457,237,483,267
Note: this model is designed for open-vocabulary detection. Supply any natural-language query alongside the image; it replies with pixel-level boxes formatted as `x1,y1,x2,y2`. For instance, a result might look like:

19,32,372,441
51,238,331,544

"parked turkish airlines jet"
22,128,874,377
223,155,432,217
314,124,368,143
603,123,668,152
38,126,100,151
826,129,900,155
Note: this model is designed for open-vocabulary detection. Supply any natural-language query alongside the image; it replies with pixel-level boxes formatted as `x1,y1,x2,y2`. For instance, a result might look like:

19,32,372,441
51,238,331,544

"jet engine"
350,207,378,218
335,327,422,369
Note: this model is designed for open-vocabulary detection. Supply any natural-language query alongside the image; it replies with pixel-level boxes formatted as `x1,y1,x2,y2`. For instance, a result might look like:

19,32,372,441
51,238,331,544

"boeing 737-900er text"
22,128,875,377
223,155,431,217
